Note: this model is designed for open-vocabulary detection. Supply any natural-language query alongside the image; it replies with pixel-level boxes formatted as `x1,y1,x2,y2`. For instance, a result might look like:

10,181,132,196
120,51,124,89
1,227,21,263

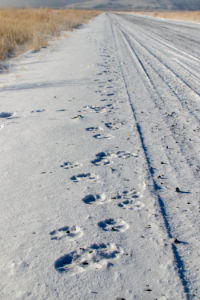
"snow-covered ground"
1,12,200,300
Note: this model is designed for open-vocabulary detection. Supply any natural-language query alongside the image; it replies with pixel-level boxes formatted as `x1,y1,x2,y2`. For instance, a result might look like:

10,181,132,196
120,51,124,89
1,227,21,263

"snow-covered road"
1,13,200,300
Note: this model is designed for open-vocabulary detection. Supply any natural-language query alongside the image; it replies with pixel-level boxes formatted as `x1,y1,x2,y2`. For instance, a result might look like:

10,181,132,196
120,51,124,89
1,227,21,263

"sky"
0,0,199,11
0,0,88,8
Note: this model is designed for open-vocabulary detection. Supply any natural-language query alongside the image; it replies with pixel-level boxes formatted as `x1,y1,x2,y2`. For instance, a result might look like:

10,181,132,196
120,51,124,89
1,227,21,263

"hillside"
66,0,200,11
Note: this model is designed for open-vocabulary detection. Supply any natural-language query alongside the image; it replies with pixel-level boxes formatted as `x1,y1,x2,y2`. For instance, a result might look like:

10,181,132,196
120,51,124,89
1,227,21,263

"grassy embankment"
0,8,101,62
124,11,200,23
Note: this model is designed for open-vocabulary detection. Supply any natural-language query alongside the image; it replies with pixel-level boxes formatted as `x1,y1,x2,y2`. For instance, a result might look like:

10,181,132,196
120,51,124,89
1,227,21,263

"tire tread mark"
109,12,190,299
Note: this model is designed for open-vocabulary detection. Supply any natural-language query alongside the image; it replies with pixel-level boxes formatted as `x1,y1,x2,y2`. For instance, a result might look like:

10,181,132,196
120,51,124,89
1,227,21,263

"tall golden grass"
123,11,200,23
0,8,101,61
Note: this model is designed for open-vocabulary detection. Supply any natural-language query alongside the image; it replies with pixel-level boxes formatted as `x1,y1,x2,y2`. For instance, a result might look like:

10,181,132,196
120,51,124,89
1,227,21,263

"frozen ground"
0,12,200,300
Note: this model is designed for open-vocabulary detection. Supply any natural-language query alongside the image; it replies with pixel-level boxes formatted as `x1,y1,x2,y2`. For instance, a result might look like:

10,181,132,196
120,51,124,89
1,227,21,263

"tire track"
111,14,200,181
114,16,200,120
109,12,200,299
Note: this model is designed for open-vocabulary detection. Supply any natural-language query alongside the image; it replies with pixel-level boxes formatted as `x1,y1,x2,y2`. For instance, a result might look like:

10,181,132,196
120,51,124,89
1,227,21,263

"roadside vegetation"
0,8,101,61
127,11,200,23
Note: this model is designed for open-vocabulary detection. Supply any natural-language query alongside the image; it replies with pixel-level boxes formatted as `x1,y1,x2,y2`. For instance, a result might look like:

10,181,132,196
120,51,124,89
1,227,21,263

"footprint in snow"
82,105,107,114
120,190,140,199
91,152,113,166
91,151,136,166
133,201,145,210
105,121,127,130
82,193,110,205
54,242,123,274
50,226,83,240
117,190,143,210
60,162,82,169
118,200,144,210
100,99,110,102
98,218,129,232
70,173,98,182
85,126,104,132
0,112,13,118
93,133,114,139
118,200,134,209
116,151,138,159
30,109,45,113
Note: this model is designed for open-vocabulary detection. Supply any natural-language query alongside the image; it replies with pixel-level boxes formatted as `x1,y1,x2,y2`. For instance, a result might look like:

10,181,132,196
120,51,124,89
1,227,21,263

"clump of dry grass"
0,8,101,61
128,11,200,23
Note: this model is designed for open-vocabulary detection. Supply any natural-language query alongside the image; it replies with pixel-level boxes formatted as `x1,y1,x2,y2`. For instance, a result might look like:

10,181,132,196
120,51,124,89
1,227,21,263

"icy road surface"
1,12,200,300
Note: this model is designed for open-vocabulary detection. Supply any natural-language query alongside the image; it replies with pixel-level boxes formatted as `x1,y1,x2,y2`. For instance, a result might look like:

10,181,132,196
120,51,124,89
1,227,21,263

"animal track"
54,243,123,274
100,97,113,102
91,150,136,166
117,190,143,210
116,151,137,159
120,190,140,199
91,152,112,166
0,112,13,118
98,218,129,232
82,104,114,114
50,226,83,240
133,201,145,210
100,98,109,102
70,173,98,182
60,162,82,169
85,127,103,132
30,109,45,113
93,133,114,139
105,121,127,130
82,193,110,205
83,105,107,114
118,200,134,209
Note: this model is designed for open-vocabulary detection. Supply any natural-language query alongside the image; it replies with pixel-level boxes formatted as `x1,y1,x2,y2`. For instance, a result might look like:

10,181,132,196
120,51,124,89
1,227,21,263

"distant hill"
66,0,200,11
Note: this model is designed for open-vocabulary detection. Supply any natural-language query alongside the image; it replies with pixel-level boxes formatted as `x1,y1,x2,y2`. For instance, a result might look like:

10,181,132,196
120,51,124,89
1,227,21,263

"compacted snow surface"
1,13,200,300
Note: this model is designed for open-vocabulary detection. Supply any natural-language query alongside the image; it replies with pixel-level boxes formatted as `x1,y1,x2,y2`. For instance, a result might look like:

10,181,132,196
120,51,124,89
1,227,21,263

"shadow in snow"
0,78,89,92
137,119,190,296
0,112,13,118
54,253,74,272
91,152,107,165
82,194,96,204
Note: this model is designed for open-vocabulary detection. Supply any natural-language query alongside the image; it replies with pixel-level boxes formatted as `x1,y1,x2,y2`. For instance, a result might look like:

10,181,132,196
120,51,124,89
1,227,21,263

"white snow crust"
1,12,200,300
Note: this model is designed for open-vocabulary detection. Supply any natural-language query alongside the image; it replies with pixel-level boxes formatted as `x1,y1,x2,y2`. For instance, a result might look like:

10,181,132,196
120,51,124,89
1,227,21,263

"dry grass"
122,11,200,23
0,8,101,61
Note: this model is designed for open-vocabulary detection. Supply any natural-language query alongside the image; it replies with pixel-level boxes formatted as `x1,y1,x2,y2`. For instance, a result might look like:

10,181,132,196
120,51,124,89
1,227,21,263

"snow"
1,12,200,300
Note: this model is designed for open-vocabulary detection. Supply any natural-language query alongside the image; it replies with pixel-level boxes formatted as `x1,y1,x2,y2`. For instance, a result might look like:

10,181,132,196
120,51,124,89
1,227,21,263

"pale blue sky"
0,0,88,8
0,0,199,10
